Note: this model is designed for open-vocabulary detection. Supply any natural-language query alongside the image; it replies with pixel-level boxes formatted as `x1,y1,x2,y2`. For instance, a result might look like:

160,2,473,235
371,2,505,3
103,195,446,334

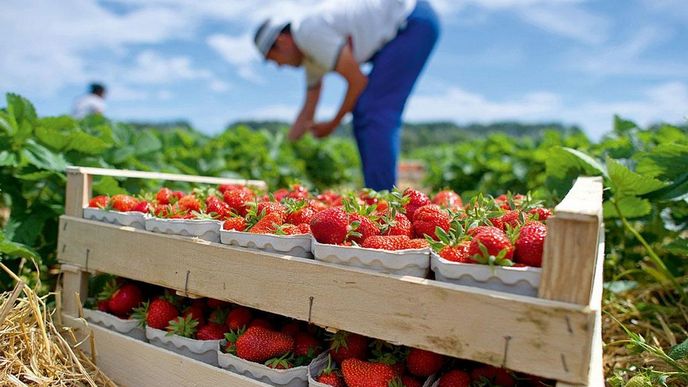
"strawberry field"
1,92,687,386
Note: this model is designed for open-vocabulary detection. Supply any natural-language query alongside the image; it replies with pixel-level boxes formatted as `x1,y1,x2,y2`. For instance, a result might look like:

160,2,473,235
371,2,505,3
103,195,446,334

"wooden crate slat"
552,176,603,222
66,166,267,189
58,216,595,384
61,313,267,386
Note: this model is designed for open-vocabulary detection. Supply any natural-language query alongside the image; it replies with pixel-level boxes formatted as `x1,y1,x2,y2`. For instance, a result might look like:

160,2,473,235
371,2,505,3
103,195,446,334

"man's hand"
310,119,339,138
288,116,312,141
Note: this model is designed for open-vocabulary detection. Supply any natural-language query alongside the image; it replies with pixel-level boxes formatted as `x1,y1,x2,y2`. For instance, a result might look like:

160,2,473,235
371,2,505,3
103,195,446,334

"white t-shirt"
292,0,417,87
72,94,106,119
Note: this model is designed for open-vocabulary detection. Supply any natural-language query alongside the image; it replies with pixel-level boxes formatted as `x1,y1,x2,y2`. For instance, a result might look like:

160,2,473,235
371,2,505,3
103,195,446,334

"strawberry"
329,331,369,364
514,221,547,267
470,366,515,387
235,326,294,363
412,204,451,240
468,227,514,263
361,235,411,251
223,217,247,231
438,370,471,387
225,306,253,331
405,348,445,377
294,332,321,357
132,199,150,213
177,194,201,213
274,223,300,235
167,315,198,338
382,212,413,238
400,375,423,387
111,194,138,212
196,322,227,340
439,243,471,263
207,298,228,309
317,355,346,387
248,318,273,330
272,188,290,202
528,207,552,221
218,183,244,194
223,187,254,216
146,298,179,330
285,200,316,225
287,184,310,200
407,238,429,249
491,210,521,231
250,212,285,234
296,223,311,234
348,213,380,244
311,207,350,245
206,195,231,219
88,195,109,208
156,187,174,205
281,321,302,338
256,201,287,219
107,283,142,317
317,190,343,207
403,188,431,221
466,225,493,237
433,190,462,210
341,358,398,387
182,304,206,327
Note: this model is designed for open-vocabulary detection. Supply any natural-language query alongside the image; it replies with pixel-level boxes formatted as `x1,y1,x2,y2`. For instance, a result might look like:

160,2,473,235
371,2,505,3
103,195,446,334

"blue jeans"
352,0,440,191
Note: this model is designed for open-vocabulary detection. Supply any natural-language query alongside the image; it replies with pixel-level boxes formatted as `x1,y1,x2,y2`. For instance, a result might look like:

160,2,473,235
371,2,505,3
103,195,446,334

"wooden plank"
65,168,92,217
538,177,603,306
58,216,595,384
66,166,267,190
60,264,89,316
61,313,266,386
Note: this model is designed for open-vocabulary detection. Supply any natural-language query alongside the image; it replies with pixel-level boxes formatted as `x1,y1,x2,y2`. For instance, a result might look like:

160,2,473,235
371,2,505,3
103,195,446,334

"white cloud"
517,4,609,45
406,82,688,139
126,51,213,84
207,34,264,84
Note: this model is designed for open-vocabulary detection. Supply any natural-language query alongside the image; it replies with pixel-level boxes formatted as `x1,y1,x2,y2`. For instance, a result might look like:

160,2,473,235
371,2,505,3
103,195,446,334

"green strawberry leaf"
665,238,688,256
636,144,688,180
603,197,652,219
668,339,688,360
606,157,666,198
613,115,638,134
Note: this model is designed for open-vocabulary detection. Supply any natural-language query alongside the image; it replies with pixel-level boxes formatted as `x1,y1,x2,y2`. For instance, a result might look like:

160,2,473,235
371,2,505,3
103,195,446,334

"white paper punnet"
145,218,222,242
430,252,541,296
82,207,147,229
145,326,222,366
220,230,312,258
311,238,430,277
217,341,308,387
82,308,146,341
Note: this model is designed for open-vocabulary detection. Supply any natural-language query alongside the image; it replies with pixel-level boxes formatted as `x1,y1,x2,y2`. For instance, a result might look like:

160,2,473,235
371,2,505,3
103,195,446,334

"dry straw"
0,262,115,386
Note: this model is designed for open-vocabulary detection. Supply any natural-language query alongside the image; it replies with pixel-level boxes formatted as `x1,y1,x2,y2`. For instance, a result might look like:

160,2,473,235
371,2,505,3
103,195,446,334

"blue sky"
1,0,686,140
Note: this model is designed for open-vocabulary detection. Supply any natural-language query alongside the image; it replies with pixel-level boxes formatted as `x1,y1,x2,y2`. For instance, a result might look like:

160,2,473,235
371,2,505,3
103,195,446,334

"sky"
1,0,687,140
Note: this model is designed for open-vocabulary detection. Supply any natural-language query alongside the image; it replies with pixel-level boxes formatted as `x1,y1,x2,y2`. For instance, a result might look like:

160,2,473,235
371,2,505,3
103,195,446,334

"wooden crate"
57,166,604,386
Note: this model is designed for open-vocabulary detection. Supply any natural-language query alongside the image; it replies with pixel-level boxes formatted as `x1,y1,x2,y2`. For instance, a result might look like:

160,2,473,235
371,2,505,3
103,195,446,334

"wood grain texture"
64,169,92,217
61,313,266,386
58,216,595,384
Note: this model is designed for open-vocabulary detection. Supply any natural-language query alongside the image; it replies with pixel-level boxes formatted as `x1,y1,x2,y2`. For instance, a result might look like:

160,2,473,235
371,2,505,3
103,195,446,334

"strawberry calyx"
265,353,293,369
166,314,199,338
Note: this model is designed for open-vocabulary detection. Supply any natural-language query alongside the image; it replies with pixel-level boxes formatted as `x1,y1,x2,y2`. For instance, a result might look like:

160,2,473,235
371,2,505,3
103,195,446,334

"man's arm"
310,42,367,138
289,82,322,141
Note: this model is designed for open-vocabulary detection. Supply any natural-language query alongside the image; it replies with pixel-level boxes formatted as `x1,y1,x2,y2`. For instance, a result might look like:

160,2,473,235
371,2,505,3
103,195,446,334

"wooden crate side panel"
66,166,267,190
61,313,267,386
58,216,594,384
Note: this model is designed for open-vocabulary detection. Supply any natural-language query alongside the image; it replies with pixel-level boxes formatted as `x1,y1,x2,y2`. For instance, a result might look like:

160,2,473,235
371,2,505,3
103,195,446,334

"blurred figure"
254,0,439,191
72,82,107,118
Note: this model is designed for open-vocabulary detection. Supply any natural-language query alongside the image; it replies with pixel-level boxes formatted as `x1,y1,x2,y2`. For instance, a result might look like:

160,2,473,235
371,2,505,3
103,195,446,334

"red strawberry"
329,331,369,364
281,321,302,338
317,355,346,387
294,332,321,357
286,203,316,225
405,348,445,377
407,238,429,249
248,318,273,330
223,217,247,231
250,212,285,234
107,283,142,317
182,304,206,327
492,210,521,231
156,187,174,205
470,366,515,387
225,306,253,331
361,235,411,251
528,207,552,221
348,213,380,244
272,188,290,202
401,375,423,387
341,358,398,387
439,243,471,263
433,190,462,210
111,194,138,212
514,221,547,267
88,195,109,208
287,184,310,200
206,298,228,309
132,200,150,213
257,201,287,219
275,223,300,235
311,207,349,245
97,299,110,313
196,322,227,340
178,194,201,213
438,370,471,387
224,187,254,216
218,183,244,194
412,204,451,240
146,298,178,330
403,188,431,220
236,326,294,363
296,223,311,234
382,212,413,238
206,195,231,219
466,225,493,237
468,227,514,262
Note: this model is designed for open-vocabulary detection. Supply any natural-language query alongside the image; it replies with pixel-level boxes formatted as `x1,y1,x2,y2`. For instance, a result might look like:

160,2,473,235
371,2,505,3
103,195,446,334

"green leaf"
21,140,68,172
134,130,162,155
16,171,56,181
0,230,40,260
668,339,688,360
7,93,37,123
603,197,652,219
636,144,688,180
642,172,688,202
614,115,637,134
665,238,688,256
34,116,77,151
66,131,112,154
0,150,17,167
606,157,666,198
564,148,606,176
92,176,126,196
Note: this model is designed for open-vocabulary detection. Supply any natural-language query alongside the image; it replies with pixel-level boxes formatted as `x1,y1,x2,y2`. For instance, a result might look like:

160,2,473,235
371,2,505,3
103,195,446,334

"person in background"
72,83,107,119
254,0,439,191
